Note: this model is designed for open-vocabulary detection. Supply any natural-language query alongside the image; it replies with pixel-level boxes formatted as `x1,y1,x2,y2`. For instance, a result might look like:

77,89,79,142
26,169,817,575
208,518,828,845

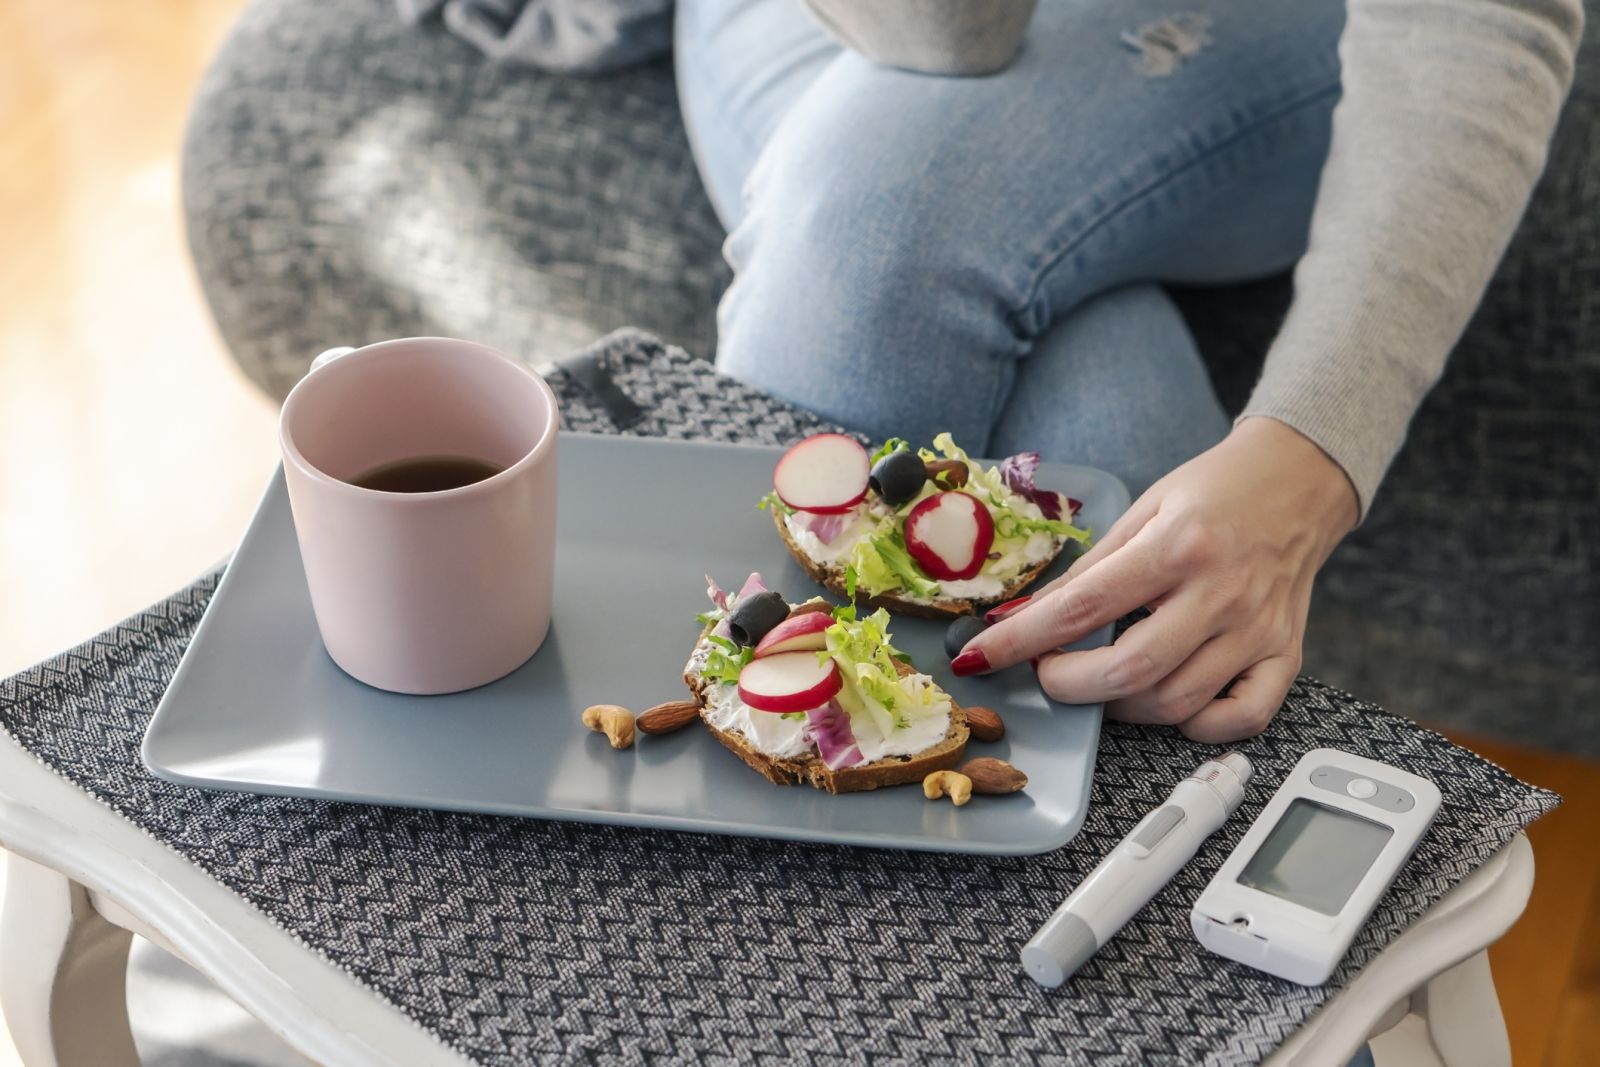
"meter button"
1345,777,1378,799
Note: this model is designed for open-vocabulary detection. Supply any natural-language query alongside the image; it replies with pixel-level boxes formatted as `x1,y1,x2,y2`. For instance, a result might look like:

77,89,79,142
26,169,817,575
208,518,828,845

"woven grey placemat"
0,329,1559,1065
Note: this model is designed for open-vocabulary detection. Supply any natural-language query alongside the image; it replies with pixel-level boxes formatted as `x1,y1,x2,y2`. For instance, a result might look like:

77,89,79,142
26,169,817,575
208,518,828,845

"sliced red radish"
903,491,995,581
752,612,833,659
737,651,843,713
773,434,869,514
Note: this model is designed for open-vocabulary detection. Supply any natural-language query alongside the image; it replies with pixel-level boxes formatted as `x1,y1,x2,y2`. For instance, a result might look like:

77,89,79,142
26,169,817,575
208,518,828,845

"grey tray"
143,433,1129,855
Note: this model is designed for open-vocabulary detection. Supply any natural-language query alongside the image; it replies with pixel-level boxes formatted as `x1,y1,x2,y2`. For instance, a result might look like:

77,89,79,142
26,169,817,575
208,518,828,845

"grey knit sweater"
808,0,1585,516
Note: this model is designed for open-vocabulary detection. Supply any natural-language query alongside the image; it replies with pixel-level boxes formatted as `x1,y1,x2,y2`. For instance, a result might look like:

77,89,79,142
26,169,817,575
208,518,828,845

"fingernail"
951,649,990,677
984,595,1032,625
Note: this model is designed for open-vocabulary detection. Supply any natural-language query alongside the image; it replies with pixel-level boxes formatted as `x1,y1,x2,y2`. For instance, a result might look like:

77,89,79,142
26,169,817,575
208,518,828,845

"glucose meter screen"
1239,799,1394,916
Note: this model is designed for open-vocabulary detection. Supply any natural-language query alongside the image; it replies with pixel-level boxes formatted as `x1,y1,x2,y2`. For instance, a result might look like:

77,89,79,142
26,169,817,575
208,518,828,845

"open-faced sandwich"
761,433,1092,619
683,572,969,794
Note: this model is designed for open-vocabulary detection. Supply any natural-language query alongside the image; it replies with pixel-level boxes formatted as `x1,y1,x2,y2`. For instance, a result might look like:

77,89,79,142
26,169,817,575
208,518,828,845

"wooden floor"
0,2,1595,1064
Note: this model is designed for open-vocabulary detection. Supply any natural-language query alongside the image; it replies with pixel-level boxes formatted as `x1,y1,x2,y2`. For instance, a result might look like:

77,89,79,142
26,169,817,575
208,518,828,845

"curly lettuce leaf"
822,608,944,735
757,490,795,516
700,634,753,686
870,437,911,466
846,524,940,599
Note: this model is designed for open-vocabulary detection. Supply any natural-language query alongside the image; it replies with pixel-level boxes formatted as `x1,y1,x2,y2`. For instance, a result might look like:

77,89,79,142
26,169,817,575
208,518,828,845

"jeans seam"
1008,80,1344,333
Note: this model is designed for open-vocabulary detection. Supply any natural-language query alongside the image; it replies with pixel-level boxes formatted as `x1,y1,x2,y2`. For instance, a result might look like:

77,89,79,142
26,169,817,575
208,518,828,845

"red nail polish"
951,649,990,676
984,595,1032,624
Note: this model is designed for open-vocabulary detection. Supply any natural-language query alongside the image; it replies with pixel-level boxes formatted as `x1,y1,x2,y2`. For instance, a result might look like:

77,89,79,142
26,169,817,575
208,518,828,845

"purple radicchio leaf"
804,699,863,770
794,510,849,545
999,451,1066,520
705,574,730,612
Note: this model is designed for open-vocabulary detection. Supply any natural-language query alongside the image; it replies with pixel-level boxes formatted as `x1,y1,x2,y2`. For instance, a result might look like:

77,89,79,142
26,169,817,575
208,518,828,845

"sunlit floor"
0,0,278,681
0,1,276,1064
1,2,1598,1066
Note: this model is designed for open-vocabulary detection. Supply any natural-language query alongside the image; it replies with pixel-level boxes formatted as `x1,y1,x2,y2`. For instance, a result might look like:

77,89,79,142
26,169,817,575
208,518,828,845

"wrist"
1230,416,1360,540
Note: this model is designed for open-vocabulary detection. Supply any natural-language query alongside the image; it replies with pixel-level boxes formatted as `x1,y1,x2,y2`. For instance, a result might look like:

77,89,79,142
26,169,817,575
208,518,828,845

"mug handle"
309,346,357,373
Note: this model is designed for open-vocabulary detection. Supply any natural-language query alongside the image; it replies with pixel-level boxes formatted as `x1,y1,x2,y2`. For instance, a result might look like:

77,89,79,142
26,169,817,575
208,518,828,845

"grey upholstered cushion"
182,0,1599,753
182,0,727,401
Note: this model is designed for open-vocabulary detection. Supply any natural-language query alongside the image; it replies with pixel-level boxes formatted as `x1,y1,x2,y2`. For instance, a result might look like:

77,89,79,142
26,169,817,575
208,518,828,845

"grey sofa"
182,0,1600,753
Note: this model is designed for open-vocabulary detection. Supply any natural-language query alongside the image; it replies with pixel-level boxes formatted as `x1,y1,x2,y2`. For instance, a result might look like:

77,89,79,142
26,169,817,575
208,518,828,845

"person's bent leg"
673,0,840,228
989,285,1229,497
699,0,1345,450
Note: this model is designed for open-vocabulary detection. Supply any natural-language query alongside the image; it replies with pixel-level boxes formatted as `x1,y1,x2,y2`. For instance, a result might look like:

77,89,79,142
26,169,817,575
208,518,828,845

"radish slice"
903,491,996,581
752,612,833,659
773,434,869,515
737,652,843,713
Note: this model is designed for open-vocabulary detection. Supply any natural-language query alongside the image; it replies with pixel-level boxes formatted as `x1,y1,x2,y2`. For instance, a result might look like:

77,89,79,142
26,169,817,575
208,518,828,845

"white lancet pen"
1022,752,1253,988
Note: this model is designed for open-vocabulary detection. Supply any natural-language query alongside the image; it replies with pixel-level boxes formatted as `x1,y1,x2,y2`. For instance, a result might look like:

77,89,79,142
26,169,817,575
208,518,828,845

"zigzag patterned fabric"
0,329,1559,1065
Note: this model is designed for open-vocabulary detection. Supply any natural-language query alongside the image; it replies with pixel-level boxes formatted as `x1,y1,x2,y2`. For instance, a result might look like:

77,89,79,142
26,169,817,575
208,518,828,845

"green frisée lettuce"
700,634,753,686
844,522,941,599
869,437,911,466
756,490,795,516
821,608,946,736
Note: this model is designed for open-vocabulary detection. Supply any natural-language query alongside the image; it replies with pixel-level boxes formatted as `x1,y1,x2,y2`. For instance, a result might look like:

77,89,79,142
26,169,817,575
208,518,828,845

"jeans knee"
717,151,1013,442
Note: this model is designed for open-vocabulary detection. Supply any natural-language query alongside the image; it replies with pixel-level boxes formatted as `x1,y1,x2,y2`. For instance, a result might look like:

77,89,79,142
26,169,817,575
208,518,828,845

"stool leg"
1414,949,1510,1067
0,853,140,1067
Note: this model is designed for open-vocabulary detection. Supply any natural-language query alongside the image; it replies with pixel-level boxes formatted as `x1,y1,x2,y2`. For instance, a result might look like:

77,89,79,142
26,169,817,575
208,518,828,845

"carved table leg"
0,852,139,1067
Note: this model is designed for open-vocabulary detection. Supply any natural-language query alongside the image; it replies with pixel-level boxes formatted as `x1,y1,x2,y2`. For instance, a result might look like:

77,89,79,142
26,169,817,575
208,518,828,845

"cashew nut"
582,704,635,749
923,770,973,807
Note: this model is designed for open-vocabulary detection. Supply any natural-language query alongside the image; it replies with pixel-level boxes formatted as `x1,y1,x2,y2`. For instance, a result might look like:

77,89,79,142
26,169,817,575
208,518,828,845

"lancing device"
1021,751,1253,988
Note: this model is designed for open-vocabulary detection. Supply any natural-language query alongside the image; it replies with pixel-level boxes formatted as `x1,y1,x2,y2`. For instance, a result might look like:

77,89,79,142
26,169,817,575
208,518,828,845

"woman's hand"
953,417,1359,742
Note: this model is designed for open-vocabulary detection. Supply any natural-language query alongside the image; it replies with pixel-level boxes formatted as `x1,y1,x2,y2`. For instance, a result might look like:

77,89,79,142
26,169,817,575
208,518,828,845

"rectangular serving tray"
143,433,1129,855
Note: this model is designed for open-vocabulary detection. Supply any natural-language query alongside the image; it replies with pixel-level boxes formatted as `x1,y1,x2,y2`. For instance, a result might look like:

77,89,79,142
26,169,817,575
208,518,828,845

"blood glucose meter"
1191,748,1441,985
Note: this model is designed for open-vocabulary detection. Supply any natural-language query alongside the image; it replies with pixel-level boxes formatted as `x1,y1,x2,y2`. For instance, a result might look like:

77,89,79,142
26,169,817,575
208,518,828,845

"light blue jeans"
675,0,1346,496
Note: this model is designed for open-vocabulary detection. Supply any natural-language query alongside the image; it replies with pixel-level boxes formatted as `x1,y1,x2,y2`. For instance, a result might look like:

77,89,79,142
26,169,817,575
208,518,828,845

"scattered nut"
788,598,834,619
925,459,969,488
581,704,635,749
637,700,700,736
964,706,1005,743
923,770,973,807
960,757,1028,795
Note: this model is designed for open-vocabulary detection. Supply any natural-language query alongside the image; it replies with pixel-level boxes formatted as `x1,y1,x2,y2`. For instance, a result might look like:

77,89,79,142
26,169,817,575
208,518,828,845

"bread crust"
684,644,969,795
772,509,1059,620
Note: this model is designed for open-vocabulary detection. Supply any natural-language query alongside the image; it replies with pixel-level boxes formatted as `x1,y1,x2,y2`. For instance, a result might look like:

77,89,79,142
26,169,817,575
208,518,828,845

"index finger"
959,532,1175,672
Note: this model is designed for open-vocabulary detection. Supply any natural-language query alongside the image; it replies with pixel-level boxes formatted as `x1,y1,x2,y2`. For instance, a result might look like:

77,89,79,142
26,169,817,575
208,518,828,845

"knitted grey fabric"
181,0,1599,753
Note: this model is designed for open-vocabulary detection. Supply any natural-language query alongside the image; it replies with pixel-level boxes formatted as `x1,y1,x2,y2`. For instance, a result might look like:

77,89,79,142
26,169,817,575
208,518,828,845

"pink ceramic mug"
278,337,559,694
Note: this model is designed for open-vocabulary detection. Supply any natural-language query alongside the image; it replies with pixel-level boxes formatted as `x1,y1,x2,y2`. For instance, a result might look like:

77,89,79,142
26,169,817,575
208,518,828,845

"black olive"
727,591,790,648
944,615,989,660
869,448,928,506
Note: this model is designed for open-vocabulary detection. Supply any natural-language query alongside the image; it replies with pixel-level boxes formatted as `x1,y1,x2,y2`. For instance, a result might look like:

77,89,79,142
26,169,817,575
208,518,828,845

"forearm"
1244,0,1583,517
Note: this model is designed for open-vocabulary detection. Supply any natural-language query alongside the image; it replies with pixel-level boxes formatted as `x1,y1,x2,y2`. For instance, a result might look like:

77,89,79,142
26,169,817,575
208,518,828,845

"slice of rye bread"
684,648,969,795
772,509,1060,620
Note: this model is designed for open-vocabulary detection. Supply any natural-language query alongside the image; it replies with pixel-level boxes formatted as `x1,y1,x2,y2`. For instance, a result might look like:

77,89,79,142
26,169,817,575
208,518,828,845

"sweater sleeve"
1241,0,1583,518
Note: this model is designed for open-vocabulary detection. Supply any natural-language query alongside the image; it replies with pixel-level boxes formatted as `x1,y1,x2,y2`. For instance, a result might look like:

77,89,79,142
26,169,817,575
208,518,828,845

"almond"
960,757,1028,794
925,459,969,488
636,699,701,735
788,599,834,619
963,705,1005,743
